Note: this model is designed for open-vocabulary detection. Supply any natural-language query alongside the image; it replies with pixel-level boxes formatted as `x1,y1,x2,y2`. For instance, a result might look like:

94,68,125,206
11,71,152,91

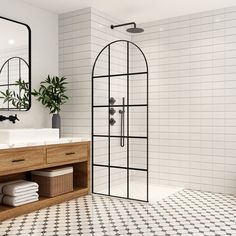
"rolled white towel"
3,181,39,197
3,193,39,207
0,180,24,194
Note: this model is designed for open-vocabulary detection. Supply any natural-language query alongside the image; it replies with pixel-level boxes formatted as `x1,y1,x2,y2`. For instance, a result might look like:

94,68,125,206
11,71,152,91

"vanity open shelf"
0,141,90,221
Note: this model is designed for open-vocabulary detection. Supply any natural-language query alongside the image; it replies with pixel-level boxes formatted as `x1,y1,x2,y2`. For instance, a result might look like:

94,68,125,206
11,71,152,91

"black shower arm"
111,22,137,29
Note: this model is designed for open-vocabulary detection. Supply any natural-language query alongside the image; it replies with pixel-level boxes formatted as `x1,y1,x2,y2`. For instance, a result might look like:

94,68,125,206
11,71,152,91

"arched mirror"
0,16,31,111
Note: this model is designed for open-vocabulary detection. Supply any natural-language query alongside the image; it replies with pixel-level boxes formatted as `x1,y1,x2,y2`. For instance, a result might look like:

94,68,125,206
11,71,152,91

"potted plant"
31,75,69,136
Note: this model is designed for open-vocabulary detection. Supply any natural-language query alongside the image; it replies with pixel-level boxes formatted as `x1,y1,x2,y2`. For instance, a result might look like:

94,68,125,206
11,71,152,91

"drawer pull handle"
12,159,25,163
65,152,75,156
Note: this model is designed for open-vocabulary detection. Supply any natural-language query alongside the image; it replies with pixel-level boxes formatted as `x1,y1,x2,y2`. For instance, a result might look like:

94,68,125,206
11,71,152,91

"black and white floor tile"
0,190,235,235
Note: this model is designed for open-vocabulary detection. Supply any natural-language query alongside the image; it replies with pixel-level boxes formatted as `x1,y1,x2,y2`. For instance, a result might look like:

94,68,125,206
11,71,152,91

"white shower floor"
148,184,183,202
107,181,183,202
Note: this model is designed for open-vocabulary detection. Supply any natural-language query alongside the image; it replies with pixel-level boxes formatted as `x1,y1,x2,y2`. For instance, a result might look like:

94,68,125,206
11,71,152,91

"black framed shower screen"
92,40,149,202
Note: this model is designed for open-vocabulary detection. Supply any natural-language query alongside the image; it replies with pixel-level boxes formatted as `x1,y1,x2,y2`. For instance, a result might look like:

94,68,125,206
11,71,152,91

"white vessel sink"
0,128,59,145
0,144,9,149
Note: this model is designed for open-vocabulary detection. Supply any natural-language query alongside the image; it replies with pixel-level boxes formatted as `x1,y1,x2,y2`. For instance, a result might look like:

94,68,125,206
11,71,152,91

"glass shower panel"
94,108,108,135
129,106,147,137
110,137,127,168
129,138,147,170
110,41,127,75
93,48,108,77
93,137,108,165
129,74,147,105
110,168,127,198
110,76,127,106
93,77,108,106
129,43,147,74
129,170,147,201
93,166,108,195
92,40,148,202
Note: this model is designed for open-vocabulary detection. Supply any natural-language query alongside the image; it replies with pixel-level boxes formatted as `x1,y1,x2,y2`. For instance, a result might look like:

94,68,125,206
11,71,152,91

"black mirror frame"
0,16,31,111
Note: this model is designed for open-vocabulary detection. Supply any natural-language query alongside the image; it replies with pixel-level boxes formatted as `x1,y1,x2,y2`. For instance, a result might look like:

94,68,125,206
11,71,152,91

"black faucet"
0,114,19,124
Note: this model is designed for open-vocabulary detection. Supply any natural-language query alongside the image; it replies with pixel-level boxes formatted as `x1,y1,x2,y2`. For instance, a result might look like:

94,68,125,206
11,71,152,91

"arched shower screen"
92,40,149,202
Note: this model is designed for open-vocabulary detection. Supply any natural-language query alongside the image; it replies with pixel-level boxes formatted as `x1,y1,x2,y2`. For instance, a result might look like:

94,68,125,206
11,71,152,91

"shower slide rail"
119,97,125,147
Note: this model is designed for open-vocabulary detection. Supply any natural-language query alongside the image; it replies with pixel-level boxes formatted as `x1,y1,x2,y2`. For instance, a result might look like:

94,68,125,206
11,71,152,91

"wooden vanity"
0,141,90,221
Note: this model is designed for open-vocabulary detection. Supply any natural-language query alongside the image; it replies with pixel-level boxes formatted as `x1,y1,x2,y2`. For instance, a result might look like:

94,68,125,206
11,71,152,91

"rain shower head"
126,27,144,33
111,22,144,34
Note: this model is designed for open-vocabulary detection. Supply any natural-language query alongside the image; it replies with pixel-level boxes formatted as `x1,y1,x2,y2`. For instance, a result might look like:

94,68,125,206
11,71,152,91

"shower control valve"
109,97,116,105
109,118,116,126
109,108,116,115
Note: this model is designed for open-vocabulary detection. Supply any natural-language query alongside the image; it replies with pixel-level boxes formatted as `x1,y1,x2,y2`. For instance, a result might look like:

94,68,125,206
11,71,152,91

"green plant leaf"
0,81,30,110
31,75,69,114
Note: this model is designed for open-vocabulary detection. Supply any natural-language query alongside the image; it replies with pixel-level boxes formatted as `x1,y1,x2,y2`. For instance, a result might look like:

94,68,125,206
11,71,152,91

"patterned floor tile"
0,190,235,235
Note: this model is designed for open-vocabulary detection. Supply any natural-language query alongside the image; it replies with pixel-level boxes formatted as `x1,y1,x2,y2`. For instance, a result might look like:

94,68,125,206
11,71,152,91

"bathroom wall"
59,8,131,193
59,8,130,136
60,6,236,195
0,0,58,128
133,6,236,195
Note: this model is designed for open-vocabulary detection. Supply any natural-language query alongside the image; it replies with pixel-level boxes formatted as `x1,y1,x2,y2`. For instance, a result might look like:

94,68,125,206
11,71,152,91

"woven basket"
31,167,73,197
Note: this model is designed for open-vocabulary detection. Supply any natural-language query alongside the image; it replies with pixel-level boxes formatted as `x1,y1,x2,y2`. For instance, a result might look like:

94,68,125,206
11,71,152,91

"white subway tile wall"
59,6,236,195
132,6,236,195
91,9,131,193
59,8,131,192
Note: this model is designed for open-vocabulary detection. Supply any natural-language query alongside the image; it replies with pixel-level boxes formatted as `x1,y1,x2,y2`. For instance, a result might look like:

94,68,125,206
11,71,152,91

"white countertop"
0,137,90,149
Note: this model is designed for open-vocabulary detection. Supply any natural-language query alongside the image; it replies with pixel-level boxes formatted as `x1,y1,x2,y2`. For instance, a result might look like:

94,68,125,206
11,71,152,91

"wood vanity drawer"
0,148,45,172
46,143,88,164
